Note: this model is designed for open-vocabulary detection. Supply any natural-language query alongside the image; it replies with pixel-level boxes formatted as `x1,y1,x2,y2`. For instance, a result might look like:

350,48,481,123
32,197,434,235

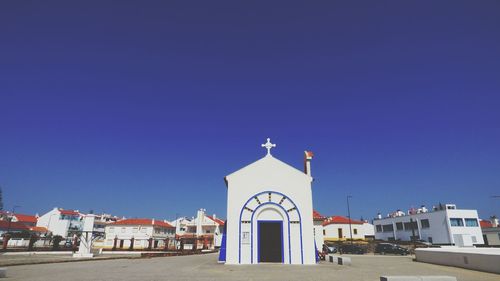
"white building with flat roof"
373,204,484,246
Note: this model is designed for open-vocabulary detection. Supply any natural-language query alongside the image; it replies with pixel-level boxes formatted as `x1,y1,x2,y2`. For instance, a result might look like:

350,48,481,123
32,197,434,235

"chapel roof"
225,154,311,186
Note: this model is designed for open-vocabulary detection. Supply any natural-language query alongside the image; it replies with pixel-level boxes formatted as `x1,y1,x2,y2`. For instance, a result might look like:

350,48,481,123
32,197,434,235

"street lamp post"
347,196,353,245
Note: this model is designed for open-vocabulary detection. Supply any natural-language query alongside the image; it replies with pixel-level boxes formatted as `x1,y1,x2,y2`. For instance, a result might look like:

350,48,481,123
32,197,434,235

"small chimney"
152,219,155,224
304,151,314,177
213,214,216,220
491,216,499,227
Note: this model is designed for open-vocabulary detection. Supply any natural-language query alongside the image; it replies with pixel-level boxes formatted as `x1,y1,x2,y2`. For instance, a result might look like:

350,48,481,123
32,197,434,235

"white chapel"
223,138,316,264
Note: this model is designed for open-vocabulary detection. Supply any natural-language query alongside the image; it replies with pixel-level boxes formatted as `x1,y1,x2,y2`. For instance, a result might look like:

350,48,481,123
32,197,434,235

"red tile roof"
30,226,49,233
322,216,364,226
59,209,80,216
111,218,174,228
0,220,30,230
313,210,326,221
207,216,225,226
14,214,37,224
480,220,493,228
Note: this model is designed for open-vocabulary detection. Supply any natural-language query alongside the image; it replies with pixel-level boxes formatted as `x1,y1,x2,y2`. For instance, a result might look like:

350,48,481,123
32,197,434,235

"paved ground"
0,253,141,266
5,253,499,281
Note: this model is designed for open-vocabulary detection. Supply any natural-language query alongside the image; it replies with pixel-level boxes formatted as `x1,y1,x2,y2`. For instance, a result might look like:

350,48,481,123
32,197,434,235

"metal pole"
347,196,353,245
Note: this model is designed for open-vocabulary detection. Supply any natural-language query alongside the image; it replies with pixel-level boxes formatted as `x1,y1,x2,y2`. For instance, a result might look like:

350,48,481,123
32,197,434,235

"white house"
223,138,316,264
480,216,500,246
104,218,175,250
373,204,484,246
171,209,225,250
36,208,83,239
312,210,326,248
322,216,375,241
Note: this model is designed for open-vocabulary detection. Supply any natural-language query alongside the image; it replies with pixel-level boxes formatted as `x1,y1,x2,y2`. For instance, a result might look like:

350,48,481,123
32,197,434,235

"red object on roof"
480,220,493,228
0,220,30,230
207,216,225,226
111,218,174,228
313,210,326,221
14,214,37,224
322,216,364,226
59,209,80,216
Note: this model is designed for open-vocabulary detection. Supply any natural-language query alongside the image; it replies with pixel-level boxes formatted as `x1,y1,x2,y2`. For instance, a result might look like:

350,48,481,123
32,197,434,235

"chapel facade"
223,138,316,264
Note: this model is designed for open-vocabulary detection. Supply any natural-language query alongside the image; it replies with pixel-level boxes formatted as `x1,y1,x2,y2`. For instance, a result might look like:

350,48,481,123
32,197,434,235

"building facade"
171,209,225,250
374,204,484,246
36,208,83,239
322,216,375,241
481,216,500,246
223,139,316,264
312,210,326,249
104,218,175,250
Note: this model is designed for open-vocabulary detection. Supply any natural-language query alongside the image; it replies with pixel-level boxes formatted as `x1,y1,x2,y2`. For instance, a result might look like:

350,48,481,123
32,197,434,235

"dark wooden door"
258,221,282,263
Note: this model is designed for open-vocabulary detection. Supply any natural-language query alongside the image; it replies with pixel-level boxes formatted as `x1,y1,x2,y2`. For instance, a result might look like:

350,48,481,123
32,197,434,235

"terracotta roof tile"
480,220,493,228
322,216,364,226
59,209,80,216
111,218,174,228
313,210,326,221
30,226,48,233
207,216,225,226
14,214,37,224
0,220,30,230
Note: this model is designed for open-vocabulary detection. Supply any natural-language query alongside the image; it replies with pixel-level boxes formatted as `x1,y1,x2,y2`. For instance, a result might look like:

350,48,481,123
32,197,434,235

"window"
421,219,430,228
133,227,138,233
382,224,393,232
396,222,404,231
376,225,382,233
450,218,464,226
465,218,478,227
353,229,358,235
471,236,477,243
404,221,418,231
206,230,211,233
428,237,433,243
323,229,326,235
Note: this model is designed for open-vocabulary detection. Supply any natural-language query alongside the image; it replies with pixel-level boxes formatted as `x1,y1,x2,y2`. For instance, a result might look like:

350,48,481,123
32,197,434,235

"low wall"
415,247,500,274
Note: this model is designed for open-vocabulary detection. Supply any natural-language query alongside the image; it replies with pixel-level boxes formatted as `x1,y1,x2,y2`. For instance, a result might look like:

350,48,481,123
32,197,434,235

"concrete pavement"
6,253,500,281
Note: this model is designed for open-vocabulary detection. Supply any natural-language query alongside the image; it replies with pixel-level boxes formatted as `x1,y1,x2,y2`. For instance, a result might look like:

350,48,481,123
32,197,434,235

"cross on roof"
261,138,276,156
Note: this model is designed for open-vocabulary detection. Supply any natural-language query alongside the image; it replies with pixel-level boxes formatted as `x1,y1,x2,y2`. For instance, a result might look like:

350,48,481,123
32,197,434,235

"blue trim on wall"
257,220,284,263
238,190,303,264
251,203,290,264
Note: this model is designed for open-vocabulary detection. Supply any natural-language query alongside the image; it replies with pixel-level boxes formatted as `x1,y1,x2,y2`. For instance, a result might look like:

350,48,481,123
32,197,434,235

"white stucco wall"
313,221,324,249
225,155,316,265
374,208,483,245
36,208,82,238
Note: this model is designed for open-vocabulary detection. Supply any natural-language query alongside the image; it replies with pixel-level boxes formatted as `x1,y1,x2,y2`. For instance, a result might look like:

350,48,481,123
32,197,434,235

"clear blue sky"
1,1,499,221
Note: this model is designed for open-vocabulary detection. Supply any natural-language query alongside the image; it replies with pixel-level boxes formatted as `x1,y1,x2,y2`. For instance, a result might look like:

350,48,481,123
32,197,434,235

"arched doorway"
238,191,303,264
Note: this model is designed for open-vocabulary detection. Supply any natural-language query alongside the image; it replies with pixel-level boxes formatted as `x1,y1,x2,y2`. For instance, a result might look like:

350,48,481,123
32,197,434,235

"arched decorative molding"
238,190,303,264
